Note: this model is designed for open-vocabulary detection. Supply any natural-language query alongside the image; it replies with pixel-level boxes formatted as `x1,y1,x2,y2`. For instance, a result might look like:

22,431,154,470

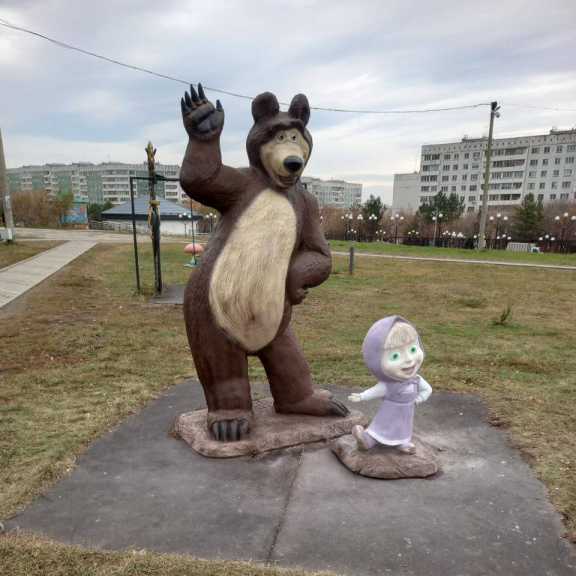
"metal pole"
0,128,15,243
129,176,141,294
478,101,499,250
348,245,355,275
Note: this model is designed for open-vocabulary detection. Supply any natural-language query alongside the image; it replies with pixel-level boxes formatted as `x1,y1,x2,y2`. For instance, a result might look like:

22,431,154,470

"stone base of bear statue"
173,396,367,458
332,434,441,479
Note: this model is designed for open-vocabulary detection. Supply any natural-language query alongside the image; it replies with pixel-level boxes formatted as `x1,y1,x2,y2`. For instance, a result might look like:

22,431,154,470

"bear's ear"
288,94,310,126
252,92,280,123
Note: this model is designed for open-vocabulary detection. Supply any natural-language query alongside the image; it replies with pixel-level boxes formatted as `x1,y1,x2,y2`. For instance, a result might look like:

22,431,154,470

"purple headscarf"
362,315,424,384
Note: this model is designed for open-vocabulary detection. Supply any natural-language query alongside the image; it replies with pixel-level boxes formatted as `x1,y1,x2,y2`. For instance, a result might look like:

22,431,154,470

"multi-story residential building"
7,162,184,205
392,173,420,213
302,177,362,208
393,128,576,213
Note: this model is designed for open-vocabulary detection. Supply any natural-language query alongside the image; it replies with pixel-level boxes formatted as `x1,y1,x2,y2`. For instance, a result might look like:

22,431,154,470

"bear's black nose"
284,156,303,173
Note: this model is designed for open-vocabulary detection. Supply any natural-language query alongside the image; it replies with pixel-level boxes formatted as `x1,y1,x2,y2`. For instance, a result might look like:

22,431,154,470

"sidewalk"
0,241,97,309
333,250,576,271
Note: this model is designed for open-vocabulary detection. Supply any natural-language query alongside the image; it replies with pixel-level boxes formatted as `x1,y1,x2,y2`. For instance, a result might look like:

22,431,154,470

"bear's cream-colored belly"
209,189,297,352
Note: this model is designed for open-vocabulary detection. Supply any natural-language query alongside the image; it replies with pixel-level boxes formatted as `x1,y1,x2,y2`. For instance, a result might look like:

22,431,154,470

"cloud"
1,0,575,206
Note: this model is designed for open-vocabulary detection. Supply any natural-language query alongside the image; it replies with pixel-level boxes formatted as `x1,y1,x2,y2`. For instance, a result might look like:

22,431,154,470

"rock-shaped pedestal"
174,397,368,458
332,434,440,479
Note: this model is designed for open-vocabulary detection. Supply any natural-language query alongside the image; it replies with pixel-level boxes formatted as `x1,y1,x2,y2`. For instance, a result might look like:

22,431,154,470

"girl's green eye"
390,352,400,362
410,346,418,354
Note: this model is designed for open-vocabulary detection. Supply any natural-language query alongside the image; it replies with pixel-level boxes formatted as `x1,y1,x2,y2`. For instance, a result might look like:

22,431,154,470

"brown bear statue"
179,84,349,442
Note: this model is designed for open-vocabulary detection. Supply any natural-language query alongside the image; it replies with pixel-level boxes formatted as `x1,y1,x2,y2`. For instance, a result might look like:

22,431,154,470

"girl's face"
380,324,424,381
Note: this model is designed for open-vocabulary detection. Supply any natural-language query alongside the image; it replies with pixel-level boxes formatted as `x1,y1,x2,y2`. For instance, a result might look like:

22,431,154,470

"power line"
0,18,491,114
503,103,576,113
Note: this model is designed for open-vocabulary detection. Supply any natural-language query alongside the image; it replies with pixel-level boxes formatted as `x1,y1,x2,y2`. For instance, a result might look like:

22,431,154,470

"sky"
1,0,575,204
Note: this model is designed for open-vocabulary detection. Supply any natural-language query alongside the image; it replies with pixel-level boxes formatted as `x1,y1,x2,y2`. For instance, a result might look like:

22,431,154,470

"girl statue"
348,316,432,454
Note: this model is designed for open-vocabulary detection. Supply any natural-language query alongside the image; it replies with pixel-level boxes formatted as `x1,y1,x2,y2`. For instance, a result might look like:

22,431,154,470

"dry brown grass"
0,533,336,576
0,241,62,269
0,242,575,573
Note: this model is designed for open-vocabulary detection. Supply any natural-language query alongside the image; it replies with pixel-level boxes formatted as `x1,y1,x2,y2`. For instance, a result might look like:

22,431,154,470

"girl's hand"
348,393,363,403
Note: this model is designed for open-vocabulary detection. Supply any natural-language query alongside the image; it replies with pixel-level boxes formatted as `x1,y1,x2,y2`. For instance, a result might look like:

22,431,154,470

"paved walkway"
6,382,575,576
0,241,97,308
333,250,576,271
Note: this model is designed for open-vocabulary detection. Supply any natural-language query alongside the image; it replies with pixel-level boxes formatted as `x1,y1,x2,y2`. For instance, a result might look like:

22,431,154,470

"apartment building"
7,162,184,205
393,128,576,212
302,177,362,208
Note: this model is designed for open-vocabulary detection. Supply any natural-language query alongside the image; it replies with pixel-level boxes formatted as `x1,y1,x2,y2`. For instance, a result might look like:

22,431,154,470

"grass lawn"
1,242,575,573
0,241,62,269
329,239,576,266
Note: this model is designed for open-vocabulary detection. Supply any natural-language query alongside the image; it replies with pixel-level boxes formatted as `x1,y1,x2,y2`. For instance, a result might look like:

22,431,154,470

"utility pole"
0,129,15,243
478,101,500,250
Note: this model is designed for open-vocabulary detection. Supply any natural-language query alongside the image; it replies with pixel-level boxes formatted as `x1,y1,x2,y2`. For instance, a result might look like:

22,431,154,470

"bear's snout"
283,156,304,173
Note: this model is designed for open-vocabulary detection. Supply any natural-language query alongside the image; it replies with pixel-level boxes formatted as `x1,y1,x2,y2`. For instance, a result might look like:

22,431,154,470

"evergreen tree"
418,192,464,223
512,193,543,241
362,195,385,241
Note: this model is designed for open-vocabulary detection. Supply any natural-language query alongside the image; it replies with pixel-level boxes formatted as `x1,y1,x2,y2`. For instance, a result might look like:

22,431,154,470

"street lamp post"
356,213,364,242
391,213,404,244
431,211,443,247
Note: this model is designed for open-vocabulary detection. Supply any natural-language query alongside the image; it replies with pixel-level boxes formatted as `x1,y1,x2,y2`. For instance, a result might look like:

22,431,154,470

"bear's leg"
257,328,349,417
190,329,253,442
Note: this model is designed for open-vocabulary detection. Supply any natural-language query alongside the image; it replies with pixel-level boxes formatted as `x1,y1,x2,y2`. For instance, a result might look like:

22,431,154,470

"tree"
418,192,465,223
87,201,114,222
362,195,386,241
512,193,544,241
53,191,74,226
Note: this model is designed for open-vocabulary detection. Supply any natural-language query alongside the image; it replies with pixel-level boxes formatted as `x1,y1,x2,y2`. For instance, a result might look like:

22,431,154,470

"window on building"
541,170,547,177
452,165,458,170
551,181,558,189
531,147,539,153
472,163,480,169
544,146,550,153
469,184,477,191
462,174,467,181
560,193,569,200
463,163,469,170
553,169,560,177
443,164,450,170
461,185,467,191
542,159,549,166
538,194,544,201
564,169,573,176
550,194,557,200
452,187,457,192
464,153,469,159
529,159,538,166
444,154,451,160
567,144,576,152
442,175,449,181
528,183,535,190
489,194,498,201
528,171,536,177
441,186,448,192
454,153,459,159
566,157,575,164
539,182,545,189
473,151,481,160
556,145,563,153
555,157,561,165
562,181,571,189
468,195,476,202
421,186,429,192
471,173,478,181
452,175,457,181
431,186,437,192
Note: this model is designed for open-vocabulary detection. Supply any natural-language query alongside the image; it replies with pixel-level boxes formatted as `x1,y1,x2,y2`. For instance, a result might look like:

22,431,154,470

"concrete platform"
5,381,575,575
0,241,97,308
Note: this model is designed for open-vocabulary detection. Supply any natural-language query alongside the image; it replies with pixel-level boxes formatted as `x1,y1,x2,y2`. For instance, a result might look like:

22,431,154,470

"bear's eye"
410,346,418,354
276,133,286,142
290,133,297,142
